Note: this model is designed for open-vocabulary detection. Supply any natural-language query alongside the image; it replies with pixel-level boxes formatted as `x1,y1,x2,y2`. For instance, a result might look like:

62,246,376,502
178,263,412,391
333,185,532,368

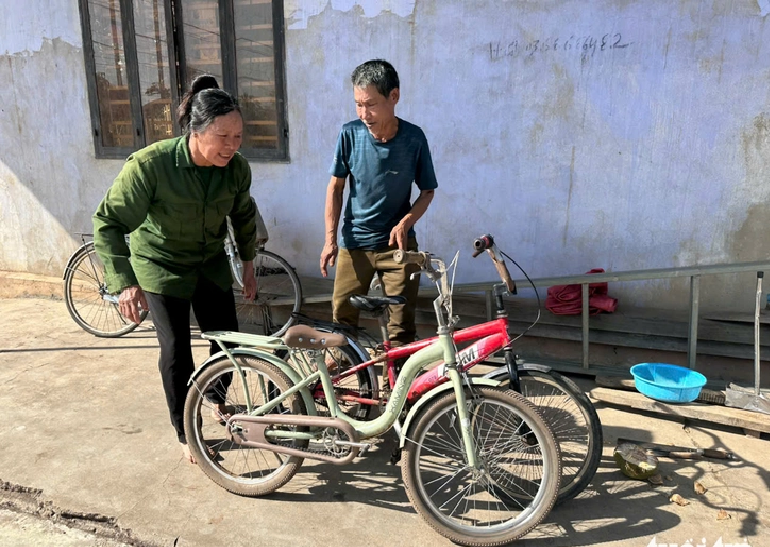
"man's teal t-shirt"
329,118,438,250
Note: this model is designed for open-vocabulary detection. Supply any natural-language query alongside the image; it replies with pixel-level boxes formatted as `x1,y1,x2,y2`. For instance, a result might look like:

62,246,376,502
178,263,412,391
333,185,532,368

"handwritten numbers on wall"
489,33,632,61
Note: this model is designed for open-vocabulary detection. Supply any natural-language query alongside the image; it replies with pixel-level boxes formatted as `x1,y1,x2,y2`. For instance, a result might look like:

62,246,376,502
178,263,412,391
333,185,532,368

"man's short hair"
351,59,400,98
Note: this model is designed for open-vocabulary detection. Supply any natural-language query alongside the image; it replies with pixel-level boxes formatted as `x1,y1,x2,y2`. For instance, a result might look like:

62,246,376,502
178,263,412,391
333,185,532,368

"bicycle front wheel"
495,369,603,504
401,387,560,547
63,242,148,337
234,249,302,337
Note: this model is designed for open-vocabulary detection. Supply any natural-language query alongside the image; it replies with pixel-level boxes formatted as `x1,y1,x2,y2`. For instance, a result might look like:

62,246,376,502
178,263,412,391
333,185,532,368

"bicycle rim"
513,370,603,503
235,250,302,337
402,388,560,546
63,244,146,337
183,356,306,496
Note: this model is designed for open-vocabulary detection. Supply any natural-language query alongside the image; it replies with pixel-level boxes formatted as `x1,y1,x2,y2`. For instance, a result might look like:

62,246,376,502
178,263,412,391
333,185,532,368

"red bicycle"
294,234,603,505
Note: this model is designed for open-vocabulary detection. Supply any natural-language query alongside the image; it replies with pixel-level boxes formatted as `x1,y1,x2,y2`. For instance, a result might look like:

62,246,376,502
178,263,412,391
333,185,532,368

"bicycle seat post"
377,311,391,347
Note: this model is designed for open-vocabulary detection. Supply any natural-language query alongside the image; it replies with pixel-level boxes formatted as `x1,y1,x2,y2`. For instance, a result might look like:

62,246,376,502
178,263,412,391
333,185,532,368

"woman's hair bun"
190,75,220,96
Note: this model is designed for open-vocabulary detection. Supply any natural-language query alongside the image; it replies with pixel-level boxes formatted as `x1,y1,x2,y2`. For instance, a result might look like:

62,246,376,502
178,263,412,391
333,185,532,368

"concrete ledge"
0,270,63,299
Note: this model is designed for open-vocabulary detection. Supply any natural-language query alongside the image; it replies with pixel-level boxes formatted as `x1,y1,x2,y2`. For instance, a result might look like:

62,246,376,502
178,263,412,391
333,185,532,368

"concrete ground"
0,296,767,547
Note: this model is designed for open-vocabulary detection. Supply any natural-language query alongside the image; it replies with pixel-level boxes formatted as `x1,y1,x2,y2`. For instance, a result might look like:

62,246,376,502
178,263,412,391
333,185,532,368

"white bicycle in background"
63,219,302,338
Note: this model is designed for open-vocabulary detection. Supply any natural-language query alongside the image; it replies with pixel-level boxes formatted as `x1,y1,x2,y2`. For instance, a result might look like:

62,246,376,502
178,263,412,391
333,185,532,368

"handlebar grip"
472,234,494,258
393,250,427,266
491,256,517,294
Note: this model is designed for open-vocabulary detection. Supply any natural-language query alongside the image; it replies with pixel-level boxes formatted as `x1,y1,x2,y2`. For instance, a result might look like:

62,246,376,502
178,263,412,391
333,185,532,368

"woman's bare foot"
181,443,197,464
211,403,232,424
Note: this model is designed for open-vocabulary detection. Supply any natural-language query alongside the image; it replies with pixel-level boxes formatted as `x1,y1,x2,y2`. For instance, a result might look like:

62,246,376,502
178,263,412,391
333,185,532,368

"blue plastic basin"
629,363,707,403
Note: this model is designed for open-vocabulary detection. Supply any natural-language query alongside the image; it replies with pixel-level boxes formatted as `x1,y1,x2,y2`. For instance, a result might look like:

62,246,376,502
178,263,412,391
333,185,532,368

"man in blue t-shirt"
320,59,438,345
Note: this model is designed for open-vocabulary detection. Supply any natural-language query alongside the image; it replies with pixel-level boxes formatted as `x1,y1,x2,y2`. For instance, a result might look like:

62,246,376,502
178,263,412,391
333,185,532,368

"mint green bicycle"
183,250,561,546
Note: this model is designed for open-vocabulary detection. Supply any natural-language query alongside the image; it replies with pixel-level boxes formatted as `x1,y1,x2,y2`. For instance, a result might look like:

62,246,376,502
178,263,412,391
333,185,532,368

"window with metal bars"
78,0,288,161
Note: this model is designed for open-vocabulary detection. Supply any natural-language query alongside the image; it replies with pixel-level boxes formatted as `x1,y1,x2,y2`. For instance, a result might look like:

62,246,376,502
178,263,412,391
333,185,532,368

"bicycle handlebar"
492,259,517,294
393,250,430,266
472,234,517,294
472,234,494,258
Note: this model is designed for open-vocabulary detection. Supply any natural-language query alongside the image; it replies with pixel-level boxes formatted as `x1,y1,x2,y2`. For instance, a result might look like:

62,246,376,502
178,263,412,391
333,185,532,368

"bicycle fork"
438,333,481,470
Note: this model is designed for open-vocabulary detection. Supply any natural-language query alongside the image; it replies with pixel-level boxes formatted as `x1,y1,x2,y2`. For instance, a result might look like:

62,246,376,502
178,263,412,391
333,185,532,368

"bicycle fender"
482,362,552,380
188,348,317,416
63,241,94,279
342,337,371,365
399,377,503,448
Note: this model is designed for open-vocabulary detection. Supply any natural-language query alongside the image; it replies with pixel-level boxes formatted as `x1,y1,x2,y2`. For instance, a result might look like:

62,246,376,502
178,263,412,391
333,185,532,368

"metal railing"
436,260,770,370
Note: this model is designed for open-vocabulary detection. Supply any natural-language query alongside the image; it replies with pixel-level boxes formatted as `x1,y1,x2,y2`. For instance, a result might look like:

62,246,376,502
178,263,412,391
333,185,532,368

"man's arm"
388,189,435,250
320,176,346,277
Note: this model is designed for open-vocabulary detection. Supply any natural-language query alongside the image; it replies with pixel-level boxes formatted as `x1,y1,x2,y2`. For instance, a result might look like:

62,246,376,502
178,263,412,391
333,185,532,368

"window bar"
165,0,182,134
220,0,238,94
78,0,104,155
271,0,289,159
119,0,145,147
172,0,188,96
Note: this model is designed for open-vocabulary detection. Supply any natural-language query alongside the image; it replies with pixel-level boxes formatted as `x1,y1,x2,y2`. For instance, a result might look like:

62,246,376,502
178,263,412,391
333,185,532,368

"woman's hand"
118,285,148,324
241,260,257,300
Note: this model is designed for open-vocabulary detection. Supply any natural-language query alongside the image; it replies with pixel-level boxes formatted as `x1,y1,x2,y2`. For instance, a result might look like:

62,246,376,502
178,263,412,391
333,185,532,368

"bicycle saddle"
282,324,348,349
349,294,407,315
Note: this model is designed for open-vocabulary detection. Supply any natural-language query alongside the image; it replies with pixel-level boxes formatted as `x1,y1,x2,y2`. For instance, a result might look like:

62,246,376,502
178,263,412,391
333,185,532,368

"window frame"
79,0,289,161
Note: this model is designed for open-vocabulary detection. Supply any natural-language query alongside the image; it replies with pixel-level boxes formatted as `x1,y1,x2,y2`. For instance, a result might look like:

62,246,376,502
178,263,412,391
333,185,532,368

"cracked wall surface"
1,0,769,310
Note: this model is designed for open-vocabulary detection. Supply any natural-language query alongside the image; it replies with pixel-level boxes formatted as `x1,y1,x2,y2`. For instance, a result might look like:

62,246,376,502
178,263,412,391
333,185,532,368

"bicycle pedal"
390,447,402,465
333,439,372,454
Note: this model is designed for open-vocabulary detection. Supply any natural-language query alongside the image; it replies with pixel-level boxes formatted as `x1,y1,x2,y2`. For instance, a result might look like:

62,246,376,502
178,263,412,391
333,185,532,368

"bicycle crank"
226,414,369,464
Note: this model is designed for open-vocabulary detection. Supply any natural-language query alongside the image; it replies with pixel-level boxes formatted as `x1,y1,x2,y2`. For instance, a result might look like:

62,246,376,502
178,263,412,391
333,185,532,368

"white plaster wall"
1,0,769,311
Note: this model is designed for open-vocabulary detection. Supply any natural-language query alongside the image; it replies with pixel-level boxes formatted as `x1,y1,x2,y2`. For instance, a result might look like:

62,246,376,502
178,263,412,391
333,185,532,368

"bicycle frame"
210,326,484,467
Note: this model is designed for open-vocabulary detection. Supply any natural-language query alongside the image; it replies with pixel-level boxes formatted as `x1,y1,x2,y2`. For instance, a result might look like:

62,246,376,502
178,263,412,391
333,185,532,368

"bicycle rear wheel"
235,249,301,337
401,387,560,546
493,368,603,504
183,355,307,497
63,242,148,337
282,345,377,420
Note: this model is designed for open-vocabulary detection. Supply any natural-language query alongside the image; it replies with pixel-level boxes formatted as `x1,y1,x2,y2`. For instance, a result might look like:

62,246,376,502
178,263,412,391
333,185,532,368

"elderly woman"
93,75,258,463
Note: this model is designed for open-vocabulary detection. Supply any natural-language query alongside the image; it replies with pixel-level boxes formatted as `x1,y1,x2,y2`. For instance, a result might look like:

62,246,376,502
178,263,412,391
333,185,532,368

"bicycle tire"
401,387,560,547
63,242,148,337
234,249,301,337
183,355,307,497
492,369,603,504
